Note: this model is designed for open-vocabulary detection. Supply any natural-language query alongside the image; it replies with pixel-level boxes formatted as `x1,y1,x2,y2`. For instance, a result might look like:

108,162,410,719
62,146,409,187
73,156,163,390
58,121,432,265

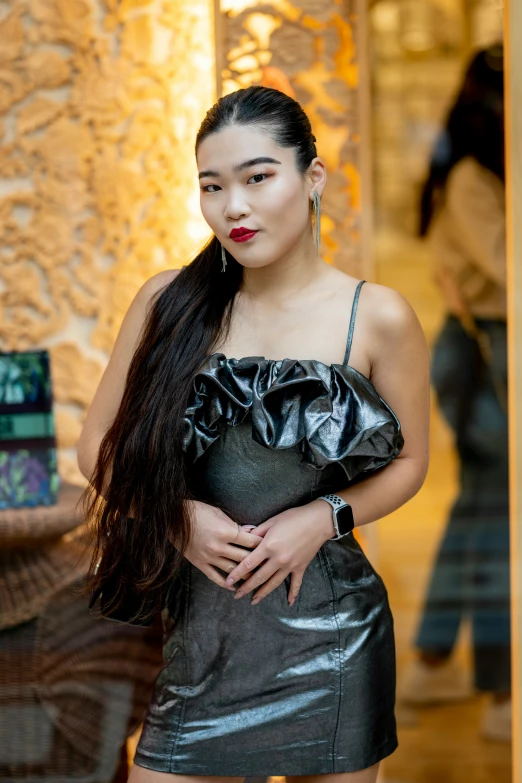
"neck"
241,233,327,303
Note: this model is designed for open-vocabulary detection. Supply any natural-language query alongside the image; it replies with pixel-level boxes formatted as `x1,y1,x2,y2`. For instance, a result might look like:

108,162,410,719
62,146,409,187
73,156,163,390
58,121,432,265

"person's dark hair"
419,43,504,237
84,86,318,623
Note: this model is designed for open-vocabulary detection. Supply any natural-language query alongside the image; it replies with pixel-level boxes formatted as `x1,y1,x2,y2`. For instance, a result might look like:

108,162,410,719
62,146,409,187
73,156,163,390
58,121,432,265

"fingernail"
225,577,235,585
234,592,243,600
251,597,260,605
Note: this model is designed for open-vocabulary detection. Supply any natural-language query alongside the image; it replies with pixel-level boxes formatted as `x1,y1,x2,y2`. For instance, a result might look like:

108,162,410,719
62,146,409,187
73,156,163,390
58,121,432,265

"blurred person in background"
399,44,510,742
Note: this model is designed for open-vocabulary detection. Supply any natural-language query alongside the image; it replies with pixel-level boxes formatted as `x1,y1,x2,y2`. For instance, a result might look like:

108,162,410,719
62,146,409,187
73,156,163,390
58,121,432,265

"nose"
223,187,250,221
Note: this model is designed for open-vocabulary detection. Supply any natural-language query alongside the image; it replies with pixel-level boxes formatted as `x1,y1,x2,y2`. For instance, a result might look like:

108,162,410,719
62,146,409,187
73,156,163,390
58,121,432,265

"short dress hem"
133,737,399,777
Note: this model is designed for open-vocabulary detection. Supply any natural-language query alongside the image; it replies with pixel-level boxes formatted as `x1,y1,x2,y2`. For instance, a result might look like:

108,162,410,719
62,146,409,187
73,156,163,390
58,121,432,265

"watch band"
319,494,354,540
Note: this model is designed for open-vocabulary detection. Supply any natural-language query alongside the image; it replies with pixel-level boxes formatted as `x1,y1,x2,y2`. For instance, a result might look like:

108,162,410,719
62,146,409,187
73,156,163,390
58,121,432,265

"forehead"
197,125,290,170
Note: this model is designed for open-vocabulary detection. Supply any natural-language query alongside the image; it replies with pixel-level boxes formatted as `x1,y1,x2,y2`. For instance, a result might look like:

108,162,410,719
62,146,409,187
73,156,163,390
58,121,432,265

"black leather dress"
134,281,405,776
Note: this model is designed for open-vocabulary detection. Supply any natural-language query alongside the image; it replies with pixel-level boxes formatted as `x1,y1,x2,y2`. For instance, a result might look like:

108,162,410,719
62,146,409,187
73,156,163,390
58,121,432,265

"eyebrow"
198,156,282,180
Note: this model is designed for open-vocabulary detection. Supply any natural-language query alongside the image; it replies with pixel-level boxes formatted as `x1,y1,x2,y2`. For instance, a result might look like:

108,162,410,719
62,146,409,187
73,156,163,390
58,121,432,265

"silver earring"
221,243,227,272
311,190,321,253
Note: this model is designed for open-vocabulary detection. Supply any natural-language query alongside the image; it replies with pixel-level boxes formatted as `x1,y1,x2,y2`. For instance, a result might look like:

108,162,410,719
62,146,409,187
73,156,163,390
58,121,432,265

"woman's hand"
224,499,335,606
184,501,264,591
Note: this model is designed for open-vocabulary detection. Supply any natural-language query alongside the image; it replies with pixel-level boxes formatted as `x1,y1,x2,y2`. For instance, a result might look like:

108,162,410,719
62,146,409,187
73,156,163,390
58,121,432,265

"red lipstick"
229,227,258,243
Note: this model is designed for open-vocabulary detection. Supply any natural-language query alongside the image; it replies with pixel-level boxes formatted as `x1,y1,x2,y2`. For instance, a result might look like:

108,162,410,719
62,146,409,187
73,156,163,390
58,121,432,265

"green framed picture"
0,350,60,509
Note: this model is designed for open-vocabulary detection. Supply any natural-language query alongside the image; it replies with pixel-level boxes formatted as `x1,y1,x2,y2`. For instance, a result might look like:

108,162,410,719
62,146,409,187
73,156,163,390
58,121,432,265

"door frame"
505,0,521,778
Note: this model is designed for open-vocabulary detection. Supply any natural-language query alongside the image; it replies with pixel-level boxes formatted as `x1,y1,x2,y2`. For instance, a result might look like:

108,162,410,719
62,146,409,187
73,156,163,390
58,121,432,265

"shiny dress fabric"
134,282,405,776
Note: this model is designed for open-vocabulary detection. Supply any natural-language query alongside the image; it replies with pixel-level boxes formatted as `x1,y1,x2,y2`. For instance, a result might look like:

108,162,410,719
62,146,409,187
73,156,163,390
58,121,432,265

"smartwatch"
319,494,355,540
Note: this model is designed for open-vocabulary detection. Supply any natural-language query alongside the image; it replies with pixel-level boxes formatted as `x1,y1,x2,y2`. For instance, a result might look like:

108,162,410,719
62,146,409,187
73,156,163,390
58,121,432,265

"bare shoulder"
324,268,417,333
360,280,422,339
108,268,182,358
135,268,181,311
357,281,428,377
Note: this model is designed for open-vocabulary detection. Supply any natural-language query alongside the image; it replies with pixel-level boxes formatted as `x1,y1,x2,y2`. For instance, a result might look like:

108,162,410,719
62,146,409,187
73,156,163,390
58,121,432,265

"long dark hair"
419,43,504,237
84,86,318,623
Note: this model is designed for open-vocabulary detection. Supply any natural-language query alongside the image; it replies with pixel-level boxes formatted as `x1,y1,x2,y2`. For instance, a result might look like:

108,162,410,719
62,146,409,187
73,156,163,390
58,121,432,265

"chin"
237,257,277,270
237,244,294,269
227,247,278,269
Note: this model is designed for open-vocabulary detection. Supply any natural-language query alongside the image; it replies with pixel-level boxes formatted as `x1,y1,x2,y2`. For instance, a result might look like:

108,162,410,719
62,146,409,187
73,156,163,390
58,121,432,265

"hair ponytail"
84,237,242,621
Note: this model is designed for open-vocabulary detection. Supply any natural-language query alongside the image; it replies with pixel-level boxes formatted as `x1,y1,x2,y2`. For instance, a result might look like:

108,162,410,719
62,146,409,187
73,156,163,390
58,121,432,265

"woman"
77,86,430,782
400,45,510,742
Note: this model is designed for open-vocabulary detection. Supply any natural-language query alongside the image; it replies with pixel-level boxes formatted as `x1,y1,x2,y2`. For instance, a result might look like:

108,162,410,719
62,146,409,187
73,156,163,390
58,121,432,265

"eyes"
200,172,270,193
250,173,266,184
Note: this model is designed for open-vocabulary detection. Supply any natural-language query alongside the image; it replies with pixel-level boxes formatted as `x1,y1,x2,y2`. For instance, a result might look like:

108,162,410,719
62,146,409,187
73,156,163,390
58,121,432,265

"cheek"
200,195,218,229
263,189,310,250
262,181,308,228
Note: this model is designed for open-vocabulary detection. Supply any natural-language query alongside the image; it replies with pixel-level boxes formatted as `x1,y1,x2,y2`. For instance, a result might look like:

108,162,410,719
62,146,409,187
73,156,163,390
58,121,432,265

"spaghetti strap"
343,280,366,366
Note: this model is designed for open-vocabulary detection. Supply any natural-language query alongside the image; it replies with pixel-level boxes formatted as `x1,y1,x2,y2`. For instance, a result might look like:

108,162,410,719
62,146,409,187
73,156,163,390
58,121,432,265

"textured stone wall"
220,0,368,277
0,0,216,481
0,0,368,482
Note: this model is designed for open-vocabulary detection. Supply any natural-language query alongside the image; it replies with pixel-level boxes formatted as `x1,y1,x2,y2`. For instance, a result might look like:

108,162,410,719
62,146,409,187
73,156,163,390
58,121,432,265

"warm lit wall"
0,0,216,481
0,0,369,482
219,0,369,277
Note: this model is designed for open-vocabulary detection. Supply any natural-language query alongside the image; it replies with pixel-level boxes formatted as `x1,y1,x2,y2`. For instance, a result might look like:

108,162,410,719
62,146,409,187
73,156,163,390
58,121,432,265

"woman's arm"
323,283,430,528
223,284,430,604
77,269,180,482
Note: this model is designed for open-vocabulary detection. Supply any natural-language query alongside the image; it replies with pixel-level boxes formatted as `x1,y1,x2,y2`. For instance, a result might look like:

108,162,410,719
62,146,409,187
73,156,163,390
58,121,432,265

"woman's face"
197,125,323,268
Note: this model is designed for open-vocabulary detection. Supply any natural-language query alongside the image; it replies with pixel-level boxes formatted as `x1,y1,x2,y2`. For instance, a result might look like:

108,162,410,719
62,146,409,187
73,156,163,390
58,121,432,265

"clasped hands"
183,499,336,606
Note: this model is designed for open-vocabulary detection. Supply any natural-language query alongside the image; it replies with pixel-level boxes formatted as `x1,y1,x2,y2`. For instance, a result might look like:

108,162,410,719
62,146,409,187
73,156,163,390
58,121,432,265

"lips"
229,227,258,241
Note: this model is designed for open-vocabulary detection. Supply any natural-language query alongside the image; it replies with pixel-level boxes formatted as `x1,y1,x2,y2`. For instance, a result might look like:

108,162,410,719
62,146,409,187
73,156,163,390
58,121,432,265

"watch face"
336,504,354,535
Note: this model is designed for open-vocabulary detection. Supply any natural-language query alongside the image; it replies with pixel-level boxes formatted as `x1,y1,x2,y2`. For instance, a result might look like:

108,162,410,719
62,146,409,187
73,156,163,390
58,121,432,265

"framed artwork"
0,350,59,509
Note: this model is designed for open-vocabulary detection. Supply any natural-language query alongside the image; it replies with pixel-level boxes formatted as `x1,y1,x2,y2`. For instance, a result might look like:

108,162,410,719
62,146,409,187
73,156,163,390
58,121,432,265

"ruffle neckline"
183,353,404,482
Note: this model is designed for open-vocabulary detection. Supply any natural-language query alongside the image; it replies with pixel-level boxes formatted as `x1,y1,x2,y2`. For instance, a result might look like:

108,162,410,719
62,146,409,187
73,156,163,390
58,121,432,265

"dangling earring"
220,243,227,273
311,190,321,254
